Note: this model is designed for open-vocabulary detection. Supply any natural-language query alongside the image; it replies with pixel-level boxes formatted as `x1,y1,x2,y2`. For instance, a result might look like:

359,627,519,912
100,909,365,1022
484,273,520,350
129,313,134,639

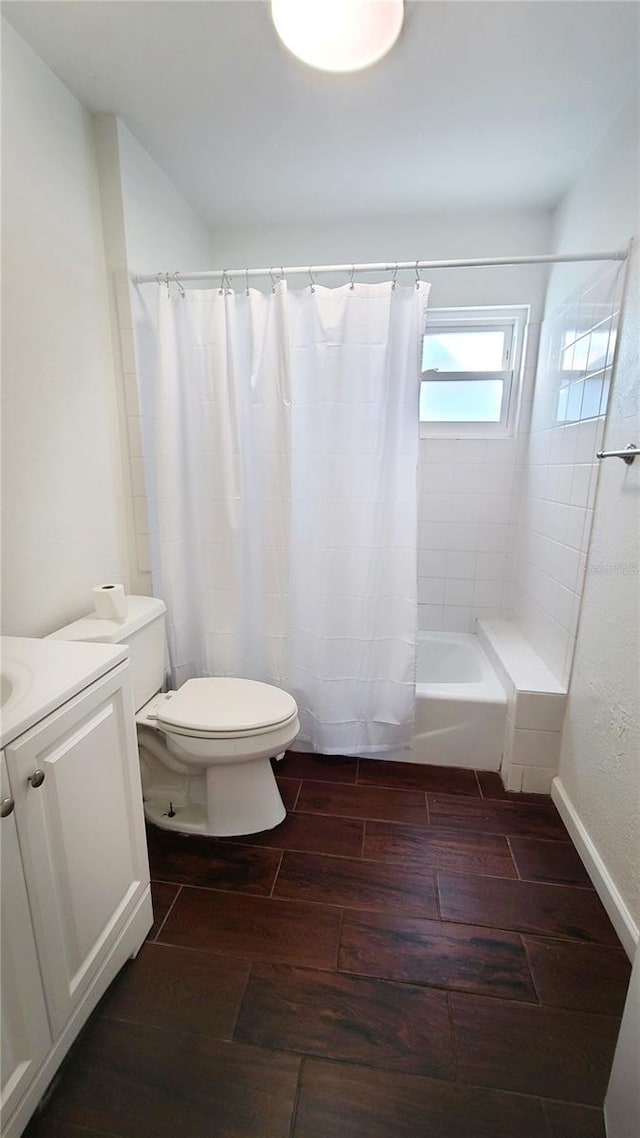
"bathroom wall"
548,95,639,951
210,209,552,633
93,116,212,595
1,21,127,635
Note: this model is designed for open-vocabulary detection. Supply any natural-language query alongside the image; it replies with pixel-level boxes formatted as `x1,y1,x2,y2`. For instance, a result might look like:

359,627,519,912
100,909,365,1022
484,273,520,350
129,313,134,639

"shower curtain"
154,279,429,754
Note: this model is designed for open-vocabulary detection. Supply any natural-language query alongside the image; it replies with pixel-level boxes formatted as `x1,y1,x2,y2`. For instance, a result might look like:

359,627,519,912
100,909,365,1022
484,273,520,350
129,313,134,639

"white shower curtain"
154,279,429,754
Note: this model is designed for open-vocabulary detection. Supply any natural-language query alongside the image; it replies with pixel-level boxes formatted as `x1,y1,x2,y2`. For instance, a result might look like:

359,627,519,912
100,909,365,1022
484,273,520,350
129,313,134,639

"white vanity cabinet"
0,754,52,1127
0,644,153,1138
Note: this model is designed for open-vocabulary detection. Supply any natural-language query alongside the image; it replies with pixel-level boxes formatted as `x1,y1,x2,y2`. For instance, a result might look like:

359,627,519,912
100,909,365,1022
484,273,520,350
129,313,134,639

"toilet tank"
48,596,167,712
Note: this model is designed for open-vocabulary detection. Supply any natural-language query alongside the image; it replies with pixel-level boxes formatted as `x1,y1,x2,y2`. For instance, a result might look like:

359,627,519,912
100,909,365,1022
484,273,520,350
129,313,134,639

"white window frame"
420,305,528,438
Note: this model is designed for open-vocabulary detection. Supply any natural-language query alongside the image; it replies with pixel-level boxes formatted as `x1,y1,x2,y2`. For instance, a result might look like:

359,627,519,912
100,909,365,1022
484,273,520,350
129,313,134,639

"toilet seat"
154,676,298,740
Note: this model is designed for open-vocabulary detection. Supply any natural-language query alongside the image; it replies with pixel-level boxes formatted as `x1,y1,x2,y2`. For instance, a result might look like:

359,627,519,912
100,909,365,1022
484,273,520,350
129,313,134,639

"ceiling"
3,1,638,227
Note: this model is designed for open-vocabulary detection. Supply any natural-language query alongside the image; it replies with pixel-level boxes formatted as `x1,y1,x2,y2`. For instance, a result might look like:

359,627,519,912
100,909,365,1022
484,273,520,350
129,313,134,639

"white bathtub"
379,632,507,770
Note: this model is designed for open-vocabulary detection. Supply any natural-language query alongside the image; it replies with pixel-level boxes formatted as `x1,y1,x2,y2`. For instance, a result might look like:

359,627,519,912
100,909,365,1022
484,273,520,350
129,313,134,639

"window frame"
419,306,528,438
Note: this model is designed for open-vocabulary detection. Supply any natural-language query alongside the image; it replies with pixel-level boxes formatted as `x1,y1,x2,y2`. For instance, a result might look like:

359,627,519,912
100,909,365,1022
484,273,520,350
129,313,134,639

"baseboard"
552,777,638,961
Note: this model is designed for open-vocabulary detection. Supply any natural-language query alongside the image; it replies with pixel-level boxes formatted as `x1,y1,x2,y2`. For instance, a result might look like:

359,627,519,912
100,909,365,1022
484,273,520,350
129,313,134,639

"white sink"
0,658,32,711
0,637,128,748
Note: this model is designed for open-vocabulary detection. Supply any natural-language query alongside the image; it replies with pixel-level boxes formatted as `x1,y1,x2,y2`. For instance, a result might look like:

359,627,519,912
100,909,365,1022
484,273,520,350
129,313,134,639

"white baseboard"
552,777,638,961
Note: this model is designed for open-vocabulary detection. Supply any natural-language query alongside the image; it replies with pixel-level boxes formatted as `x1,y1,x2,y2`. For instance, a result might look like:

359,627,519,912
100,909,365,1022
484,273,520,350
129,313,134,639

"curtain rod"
132,247,628,285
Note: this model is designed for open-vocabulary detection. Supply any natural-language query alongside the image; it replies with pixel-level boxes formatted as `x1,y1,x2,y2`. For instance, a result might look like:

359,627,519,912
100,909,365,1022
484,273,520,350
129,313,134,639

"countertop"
0,636,128,748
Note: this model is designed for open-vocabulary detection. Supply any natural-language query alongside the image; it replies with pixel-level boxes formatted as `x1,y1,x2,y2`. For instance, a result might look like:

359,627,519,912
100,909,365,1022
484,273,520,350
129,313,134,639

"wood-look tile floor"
26,755,631,1138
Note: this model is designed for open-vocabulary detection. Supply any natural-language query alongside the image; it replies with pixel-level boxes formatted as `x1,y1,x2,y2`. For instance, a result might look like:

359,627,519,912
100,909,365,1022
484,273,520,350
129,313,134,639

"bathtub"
383,632,507,770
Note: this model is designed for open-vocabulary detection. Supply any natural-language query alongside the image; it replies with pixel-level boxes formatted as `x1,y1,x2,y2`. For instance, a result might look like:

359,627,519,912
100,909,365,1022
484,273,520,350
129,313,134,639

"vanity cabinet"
0,658,152,1138
0,755,52,1127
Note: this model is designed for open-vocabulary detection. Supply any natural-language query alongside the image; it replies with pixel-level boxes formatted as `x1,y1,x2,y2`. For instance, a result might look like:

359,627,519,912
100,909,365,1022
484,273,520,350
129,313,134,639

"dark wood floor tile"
147,881,180,941
543,1100,606,1138
339,911,537,1001
429,793,568,840
97,942,250,1039
226,811,365,858
235,964,455,1078
359,760,481,796
146,824,281,894
293,1058,549,1138
524,937,631,1014
42,1017,299,1138
276,776,301,810
438,872,619,944
510,836,594,887
450,992,620,1104
364,820,517,877
274,851,437,918
280,751,358,782
158,886,341,969
296,782,429,826
24,1119,119,1138
477,770,551,804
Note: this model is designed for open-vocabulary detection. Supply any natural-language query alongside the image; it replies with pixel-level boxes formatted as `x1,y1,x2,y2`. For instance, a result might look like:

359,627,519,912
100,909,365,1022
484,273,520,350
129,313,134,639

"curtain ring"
415,260,422,289
174,271,185,298
308,266,316,293
164,271,171,298
349,264,355,290
392,263,399,290
219,270,225,296
269,268,278,294
245,268,250,296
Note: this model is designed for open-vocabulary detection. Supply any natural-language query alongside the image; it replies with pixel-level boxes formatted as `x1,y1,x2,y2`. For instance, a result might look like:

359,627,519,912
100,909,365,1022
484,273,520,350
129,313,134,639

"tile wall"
507,263,625,686
417,325,539,634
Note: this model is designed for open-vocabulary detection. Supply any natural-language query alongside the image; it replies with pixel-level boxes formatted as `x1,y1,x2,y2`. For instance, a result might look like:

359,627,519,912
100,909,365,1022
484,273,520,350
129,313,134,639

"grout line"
519,935,542,1007
445,990,460,1083
473,769,483,797
291,779,302,811
229,961,253,1042
151,884,182,942
360,819,366,858
424,792,430,824
505,836,521,879
270,850,285,897
288,1056,305,1138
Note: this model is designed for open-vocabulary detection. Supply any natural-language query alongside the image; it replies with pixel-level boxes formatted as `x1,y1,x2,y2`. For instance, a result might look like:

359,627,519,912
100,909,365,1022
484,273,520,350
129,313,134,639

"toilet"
49,596,300,837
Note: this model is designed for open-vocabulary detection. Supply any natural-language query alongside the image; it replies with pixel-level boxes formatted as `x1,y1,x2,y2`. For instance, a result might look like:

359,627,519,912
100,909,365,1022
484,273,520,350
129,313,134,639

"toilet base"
143,755,286,837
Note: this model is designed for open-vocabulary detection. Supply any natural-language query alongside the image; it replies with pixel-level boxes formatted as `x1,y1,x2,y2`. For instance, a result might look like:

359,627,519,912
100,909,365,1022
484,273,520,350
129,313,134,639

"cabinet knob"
28,769,46,789
0,796,15,817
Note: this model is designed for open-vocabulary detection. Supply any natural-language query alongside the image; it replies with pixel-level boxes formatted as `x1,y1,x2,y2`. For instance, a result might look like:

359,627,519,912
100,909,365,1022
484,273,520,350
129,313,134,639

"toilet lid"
155,677,298,735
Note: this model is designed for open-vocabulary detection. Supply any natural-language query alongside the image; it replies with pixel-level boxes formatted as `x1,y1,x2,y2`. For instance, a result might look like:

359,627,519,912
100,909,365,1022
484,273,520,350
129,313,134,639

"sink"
0,658,32,712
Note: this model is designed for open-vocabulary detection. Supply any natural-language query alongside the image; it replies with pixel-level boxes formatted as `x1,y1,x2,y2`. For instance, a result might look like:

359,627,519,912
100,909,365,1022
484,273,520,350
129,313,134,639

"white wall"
550,94,640,951
93,116,212,595
1,22,127,635
210,209,552,317
211,209,552,633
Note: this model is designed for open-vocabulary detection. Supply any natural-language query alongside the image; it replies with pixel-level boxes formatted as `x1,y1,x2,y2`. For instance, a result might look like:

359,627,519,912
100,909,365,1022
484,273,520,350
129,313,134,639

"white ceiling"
3,1,638,226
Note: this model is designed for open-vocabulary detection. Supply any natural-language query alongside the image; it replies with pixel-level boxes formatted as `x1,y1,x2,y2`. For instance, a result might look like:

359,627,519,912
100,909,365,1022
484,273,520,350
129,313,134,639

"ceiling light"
271,0,404,73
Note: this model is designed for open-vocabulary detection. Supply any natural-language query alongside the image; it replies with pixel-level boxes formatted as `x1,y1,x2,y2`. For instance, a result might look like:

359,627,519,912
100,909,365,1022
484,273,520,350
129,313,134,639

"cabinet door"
5,664,150,1036
0,754,52,1129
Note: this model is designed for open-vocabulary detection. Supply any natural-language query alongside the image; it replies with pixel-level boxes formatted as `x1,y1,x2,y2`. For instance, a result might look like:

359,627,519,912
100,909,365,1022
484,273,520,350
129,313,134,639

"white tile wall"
508,263,625,686
417,324,540,634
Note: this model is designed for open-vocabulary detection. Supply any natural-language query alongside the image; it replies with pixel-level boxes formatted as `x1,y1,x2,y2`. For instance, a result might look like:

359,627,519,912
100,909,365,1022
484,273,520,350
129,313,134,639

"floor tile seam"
332,963,540,1005
150,883,182,942
356,780,481,797
473,768,483,797
504,835,521,879
229,958,255,1042
291,808,432,826
149,878,280,899
427,790,559,810
422,821,572,842
137,939,256,963
226,1040,459,1083
445,990,460,1083
521,932,629,957
288,1055,305,1138
435,867,606,894
422,902,621,949
97,1008,243,1044
447,987,624,1020
269,850,286,897
150,937,341,971
290,779,302,811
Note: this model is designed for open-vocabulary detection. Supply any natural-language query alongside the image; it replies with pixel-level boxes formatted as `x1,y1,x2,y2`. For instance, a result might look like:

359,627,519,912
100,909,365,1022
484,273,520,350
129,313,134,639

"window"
420,307,527,436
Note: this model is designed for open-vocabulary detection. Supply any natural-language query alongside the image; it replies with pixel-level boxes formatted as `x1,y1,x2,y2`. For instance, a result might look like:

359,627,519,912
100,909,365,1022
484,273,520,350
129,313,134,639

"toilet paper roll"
93,584,127,621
